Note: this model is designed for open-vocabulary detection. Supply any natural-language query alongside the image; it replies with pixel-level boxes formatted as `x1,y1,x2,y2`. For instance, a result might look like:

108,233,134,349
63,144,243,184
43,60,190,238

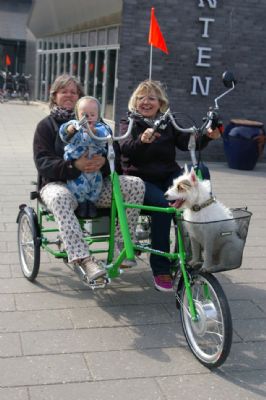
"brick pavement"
0,102,265,399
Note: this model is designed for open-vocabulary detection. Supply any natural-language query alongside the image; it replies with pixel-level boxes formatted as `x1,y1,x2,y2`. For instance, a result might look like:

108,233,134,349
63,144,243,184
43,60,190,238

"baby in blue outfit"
59,96,111,216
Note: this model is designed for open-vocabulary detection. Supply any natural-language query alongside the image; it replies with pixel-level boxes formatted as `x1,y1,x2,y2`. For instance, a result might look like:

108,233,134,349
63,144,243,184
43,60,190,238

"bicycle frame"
36,164,199,320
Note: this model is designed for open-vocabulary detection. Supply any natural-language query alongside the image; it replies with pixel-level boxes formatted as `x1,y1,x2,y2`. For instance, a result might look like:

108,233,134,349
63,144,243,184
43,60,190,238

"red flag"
5,54,11,66
148,8,169,54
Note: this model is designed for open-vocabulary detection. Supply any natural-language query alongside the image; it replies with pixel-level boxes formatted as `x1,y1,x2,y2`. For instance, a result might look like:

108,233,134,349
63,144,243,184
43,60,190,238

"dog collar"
191,196,216,212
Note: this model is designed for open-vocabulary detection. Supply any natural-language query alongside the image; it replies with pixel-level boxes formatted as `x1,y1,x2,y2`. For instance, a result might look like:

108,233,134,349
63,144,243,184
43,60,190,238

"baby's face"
78,99,99,123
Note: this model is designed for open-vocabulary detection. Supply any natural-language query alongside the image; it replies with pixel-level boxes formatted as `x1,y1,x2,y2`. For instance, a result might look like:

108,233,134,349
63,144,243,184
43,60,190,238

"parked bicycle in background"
0,71,31,104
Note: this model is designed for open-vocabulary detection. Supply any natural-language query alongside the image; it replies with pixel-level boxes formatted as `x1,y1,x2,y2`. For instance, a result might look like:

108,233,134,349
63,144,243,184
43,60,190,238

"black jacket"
33,115,110,190
116,115,211,183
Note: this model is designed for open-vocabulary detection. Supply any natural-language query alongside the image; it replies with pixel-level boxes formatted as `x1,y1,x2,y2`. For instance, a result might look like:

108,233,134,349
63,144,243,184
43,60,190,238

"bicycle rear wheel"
17,207,40,281
179,271,232,368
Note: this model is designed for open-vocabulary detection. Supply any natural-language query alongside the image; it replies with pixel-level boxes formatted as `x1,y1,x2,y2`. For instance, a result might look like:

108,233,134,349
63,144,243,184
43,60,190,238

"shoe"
80,256,106,281
154,275,173,292
115,242,137,268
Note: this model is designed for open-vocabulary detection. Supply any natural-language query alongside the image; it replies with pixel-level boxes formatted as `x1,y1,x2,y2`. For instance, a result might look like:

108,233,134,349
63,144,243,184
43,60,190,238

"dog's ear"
190,167,198,185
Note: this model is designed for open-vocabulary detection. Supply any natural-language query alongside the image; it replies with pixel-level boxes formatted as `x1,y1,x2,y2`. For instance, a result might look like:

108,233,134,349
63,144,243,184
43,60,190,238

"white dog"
165,166,245,273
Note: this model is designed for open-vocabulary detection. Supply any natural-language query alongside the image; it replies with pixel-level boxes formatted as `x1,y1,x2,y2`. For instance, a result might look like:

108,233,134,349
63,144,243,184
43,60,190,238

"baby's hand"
66,124,76,135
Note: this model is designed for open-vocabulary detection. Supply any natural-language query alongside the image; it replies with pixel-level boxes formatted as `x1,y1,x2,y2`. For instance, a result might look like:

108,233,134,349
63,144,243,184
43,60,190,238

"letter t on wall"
199,17,215,38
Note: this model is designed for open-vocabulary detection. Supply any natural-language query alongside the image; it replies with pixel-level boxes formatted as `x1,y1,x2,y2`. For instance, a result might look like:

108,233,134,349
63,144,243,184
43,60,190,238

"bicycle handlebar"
76,72,235,146
76,114,135,142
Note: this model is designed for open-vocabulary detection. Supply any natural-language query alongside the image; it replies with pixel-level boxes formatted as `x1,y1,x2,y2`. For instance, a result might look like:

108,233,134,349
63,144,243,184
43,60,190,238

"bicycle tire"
17,207,41,281
179,271,232,368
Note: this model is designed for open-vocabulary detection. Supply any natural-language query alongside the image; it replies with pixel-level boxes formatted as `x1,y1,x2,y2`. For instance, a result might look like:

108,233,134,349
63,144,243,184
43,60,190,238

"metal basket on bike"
180,208,252,273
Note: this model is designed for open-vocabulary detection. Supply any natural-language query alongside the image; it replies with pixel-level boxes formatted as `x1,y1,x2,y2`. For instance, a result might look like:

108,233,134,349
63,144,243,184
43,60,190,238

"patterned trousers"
40,176,145,263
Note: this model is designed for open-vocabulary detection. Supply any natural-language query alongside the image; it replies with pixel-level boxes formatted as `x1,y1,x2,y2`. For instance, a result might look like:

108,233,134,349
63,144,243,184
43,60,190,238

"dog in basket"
165,166,245,273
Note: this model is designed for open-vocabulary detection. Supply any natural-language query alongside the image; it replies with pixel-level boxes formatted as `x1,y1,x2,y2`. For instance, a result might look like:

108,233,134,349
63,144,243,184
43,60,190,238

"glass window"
65,53,71,74
38,54,46,100
107,27,119,45
48,39,53,50
88,51,96,95
52,53,58,82
59,36,65,49
48,53,53,94
59,53,65,75
53,37,58,50
72,52,79,77
98,29,106,45
89,31,97,46
80,51,86,87
66,34,72,48
80,32,88,47
96,50,105,104
105,49,117,119
73,33,80,48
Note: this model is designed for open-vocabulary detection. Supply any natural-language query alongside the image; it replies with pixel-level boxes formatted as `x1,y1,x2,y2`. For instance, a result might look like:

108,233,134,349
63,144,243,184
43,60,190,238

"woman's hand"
140,128,161,143
206,127,221,140
73,153,105,173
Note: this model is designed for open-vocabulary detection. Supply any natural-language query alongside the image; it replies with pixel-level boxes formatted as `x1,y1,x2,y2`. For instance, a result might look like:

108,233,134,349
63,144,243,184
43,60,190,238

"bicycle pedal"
85,276,109,290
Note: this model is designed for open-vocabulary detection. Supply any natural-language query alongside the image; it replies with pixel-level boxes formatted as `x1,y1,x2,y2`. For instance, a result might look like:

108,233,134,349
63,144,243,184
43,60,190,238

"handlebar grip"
206,109,223,132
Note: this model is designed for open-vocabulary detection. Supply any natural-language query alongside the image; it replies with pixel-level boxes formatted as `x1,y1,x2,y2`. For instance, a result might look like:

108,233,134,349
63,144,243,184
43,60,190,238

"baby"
59,96,111,217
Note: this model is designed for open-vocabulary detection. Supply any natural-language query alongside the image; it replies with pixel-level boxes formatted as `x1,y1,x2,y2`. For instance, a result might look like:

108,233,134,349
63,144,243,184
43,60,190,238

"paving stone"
84,347,206,380
0,354,91,386
106,285,174,306
0,333,22,357
229,299,265,320
15,290,110,311
0,276,60,294
222,282,266,302
0,309,73,332
221,341,266,371
21,326,133,355
29,379,164,400
157,370,266,400
68,303,172,328
0,293,15,311
0,265,11,278
0,388,28,400
233,318,266,342
221,269,266,284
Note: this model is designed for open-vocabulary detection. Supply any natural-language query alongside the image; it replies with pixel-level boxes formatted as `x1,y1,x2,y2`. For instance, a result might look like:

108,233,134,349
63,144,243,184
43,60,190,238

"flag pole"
149,44,153,80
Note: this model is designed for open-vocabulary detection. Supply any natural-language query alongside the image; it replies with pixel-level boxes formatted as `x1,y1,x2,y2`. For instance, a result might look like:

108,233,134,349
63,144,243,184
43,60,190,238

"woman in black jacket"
117,80,221,292
33,74,145,284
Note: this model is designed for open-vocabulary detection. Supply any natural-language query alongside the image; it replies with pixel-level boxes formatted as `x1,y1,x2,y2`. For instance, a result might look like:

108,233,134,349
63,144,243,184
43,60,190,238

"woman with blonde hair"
116,79,220,292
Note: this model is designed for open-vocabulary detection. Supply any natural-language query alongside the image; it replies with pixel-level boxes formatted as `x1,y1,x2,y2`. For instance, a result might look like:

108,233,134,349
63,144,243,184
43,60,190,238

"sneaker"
80,256,106,281
115,242,137,268
154,275,173,292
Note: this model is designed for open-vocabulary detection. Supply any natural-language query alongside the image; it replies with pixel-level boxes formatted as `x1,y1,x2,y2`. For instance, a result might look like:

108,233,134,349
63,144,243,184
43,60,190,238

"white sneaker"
80,256,106,281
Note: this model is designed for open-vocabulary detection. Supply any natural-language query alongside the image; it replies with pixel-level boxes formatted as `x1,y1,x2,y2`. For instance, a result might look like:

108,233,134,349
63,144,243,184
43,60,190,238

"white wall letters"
196,47,212,67
199,17,215,38
191,76,212,96
198,0,217,8
191,3,217,96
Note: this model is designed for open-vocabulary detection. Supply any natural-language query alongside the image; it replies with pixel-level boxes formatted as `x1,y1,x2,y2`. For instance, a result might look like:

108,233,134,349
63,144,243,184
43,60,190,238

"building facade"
27,0,266,161
0,0,32,74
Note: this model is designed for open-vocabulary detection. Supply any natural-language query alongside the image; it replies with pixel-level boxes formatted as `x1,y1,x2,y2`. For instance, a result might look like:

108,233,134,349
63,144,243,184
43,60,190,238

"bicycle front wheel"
179,272,232,368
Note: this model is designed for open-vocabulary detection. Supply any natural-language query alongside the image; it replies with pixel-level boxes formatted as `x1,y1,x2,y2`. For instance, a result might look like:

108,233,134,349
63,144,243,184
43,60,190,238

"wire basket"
179,208,252,273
